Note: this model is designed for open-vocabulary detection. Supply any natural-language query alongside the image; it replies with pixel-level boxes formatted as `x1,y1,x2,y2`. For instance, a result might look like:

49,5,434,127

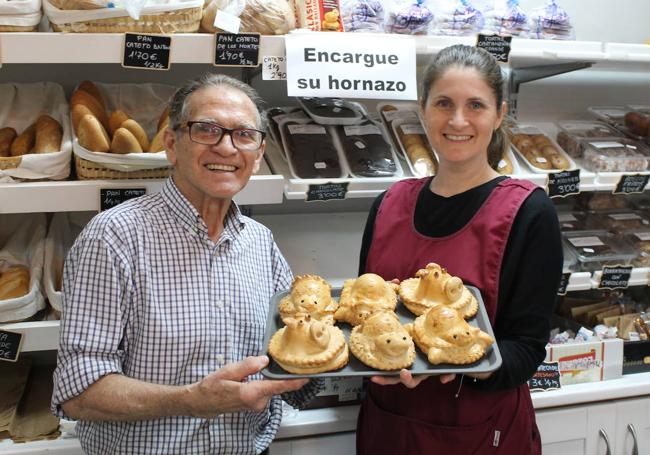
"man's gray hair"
168,73,264,131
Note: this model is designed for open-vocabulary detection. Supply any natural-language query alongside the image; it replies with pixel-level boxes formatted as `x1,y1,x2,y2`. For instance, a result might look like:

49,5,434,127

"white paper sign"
285,33,417,100
262,56,287,80
214,10,241,34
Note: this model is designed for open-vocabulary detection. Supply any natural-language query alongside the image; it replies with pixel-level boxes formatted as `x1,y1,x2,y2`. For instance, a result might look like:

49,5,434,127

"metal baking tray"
261,285,502,379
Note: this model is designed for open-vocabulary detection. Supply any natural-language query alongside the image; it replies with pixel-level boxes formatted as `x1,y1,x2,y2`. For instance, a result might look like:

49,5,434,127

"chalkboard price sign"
476,34,512,63
557,272,571,296
613,174,650,194
0,329,23,362
306,182,349,202
528,361,561,392
547,169,581,199
599,265,633,290
122,33,172,71
214,33,260,67
100,188,146,212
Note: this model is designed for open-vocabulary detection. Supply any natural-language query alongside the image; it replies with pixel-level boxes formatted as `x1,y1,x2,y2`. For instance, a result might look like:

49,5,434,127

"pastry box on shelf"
544,338,623,386
580,138,650,173
555,120,624,159
509,125,576,173
562,231,637,273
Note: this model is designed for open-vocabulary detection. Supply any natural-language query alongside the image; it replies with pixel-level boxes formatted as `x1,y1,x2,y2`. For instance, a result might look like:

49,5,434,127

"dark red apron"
357,177,541,454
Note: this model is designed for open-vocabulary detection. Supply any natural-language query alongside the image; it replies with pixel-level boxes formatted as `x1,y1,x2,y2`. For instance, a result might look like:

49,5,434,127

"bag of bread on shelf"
42,0,202,33
431,0,484,36
529,0,574,41
0,214,46,323
0,82,71,182
384,0,434,35
70,81,176,178
340,0,385,32
0,0,41,31
482,0,530,38
201,0,296,34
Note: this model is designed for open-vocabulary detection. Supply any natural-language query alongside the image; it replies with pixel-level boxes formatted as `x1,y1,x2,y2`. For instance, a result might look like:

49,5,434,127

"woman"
356,44,562,453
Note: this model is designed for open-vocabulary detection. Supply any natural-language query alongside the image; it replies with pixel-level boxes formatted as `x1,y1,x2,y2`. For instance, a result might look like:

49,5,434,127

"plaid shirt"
52,178,318,455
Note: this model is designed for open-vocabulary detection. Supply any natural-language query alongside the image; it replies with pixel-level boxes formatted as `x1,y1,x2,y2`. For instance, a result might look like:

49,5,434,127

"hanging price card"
547,169,580,198
122,33,172,71
613,174,650,194
528,361,561,392
100,188,146,212
598,265,633,290
214,33,260,67
476,34,512,63
262,56,287,80
0,329,23,362
557,273,571,296
306,182,349,202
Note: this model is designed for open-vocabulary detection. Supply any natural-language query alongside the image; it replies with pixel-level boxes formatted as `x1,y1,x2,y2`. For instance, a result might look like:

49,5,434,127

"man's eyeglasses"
176,121,265,152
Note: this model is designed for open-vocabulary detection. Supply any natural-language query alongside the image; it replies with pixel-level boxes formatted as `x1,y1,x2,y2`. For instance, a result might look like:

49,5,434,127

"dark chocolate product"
266,107,304,145
282,121,342,179
337,123,397,177
300,98,361,121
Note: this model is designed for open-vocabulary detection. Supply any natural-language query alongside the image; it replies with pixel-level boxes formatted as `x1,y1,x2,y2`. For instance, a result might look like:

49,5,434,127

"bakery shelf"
565,272,594,292
0,320,59,352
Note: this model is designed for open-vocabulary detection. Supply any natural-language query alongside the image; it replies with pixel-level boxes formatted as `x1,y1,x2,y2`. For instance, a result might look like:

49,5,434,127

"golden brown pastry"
70,90,108,130
268,315,348,374
278,275,338,324
120,119,149,151
108,110,130,136
406,305,494,365
0,266,30,300
349,312,415,370
10,124,36,157
334,273,398,326
71,104,95,133
77,114,110,153
0,127,17,157
148,127,166,153
157,106,170,131
496,154,513,175
399,263,478,318
33,115,63,153
77,80,105,109
111,128,143,154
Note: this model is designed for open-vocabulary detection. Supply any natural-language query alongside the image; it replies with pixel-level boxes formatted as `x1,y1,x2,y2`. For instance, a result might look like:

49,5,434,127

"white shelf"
0,320,59,352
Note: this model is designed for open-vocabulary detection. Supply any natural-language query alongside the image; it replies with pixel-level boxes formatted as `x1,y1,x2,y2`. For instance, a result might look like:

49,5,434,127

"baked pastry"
108,110,130,136
399,263,478,318
33,115,63,153
406,305,494,365
120,119,149,151
0,127,17,157
78,80,105,109
268,314,348,374
10,124,36,157
148,128,166,153
71,104,95,133
349,311,415,370
111,128,143,154
71,89,108,129
0,266,30,300
334,273,398,326
279,275,338,324
157,106,170,131
77,114,110,153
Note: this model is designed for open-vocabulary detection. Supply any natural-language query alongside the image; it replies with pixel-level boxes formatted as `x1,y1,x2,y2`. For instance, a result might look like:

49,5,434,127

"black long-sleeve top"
358,176,563,391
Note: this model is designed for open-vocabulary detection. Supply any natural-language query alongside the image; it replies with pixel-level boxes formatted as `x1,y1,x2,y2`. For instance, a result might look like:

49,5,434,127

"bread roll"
0,266,30,300
108,110,130,136
77,114,110,152
120,119,149,150
0,127,17,157
70,90,108,129
33,115,63,153
77,80,105,109
10,124,36,156
148,127,166,153
111,128,143,154
71,104,95,133
157,106,170,130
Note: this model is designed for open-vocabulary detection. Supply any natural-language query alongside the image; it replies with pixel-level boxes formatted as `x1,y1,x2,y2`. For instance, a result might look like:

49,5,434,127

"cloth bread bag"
0,0,41,29
72,82,176,172
0,83,72,182
0,213,46,323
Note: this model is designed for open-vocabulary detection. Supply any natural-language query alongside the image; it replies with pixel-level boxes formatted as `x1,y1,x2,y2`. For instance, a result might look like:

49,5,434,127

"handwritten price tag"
214,33,260,67
262,56,287,81
122,33,171,71
547,169,581,198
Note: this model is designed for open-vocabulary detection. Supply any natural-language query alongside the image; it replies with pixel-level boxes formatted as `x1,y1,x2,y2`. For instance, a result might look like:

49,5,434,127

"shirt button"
216,354,225,363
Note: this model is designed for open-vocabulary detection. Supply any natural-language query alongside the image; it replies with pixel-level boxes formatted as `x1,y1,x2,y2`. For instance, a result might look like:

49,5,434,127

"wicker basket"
0,23,38,31
0,156,22,170
50,6,201,33
75,155,172,180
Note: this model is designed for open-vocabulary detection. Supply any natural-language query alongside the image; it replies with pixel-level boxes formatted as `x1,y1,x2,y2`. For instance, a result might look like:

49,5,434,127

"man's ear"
163,128,177,166
252,141,266,174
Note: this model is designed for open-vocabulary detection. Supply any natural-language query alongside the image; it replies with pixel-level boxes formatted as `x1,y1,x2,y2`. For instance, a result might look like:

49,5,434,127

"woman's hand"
370,370,457,389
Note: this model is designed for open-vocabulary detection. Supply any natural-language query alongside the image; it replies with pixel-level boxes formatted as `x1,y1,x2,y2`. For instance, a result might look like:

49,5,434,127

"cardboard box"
545,338,623,386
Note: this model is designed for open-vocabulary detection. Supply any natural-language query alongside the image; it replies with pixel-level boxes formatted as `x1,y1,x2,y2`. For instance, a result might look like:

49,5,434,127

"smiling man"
52,74,320,455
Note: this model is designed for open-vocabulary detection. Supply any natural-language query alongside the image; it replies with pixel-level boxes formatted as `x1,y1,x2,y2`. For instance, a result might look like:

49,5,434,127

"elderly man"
52,74,319,454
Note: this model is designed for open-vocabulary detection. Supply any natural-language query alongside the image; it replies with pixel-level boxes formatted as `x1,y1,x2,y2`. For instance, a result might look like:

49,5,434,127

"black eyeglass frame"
176,121,266,151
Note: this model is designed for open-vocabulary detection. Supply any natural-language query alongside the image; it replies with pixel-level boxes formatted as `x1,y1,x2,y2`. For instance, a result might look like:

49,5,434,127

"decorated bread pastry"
334,273,398,326
278,275,338,324
268,314,348,374
349,311,415,370
399,263,477,318
406,305,494,365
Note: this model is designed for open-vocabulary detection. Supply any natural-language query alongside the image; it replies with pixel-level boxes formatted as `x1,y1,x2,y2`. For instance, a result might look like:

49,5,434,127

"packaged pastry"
279,118,345,179
581,138,650,172
563,232,637,272
624,105,650,140
556,210,604,234
509,126,574,173
332,121,400,178
392,118,437,177
201,0,296,34
596,210,650,234
578,192,629,211
377,102,419,149
298,98,365,125
495,147,519,175
556,120,624,159
264,106,307,148
588,106,630,133
294,0,344,31
482,0,529,37
385,0,434,35
624,231,650,267
431,0,483,36
340,0,384,32
529,0,574,40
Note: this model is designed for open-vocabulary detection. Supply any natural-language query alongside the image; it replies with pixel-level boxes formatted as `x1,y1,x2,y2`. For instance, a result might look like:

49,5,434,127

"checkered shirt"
52,177,319,454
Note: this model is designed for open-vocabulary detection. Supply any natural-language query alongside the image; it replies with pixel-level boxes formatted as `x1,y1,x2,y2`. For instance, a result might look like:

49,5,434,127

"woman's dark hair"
420,44,508,170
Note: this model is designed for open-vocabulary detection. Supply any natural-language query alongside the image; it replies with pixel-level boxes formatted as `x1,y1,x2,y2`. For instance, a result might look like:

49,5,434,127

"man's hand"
187,356,308,419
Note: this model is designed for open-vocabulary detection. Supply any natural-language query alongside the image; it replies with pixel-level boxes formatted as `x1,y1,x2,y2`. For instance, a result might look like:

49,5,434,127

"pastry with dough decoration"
349,311,415,370
278,275,338,324
406,305,494,365
399,263,478,318
334,273,398,326
268,314,349,374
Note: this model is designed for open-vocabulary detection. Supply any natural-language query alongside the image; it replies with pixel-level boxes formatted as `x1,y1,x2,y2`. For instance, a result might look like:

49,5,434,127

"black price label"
547,169,581,198
0,330,23,363
122,33,171,71
214,33,260,67
100,188,146,212
306,182,349,202
557,272,571,296
528,361,561,392
613,174,650,194
476,34,512,63
599,265,633,290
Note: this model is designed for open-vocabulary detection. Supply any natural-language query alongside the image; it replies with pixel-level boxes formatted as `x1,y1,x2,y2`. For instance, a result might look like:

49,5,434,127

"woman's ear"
495,101,507,129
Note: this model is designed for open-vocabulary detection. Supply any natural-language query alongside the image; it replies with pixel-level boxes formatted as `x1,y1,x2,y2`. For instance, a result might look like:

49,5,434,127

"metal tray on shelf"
261,285,502,379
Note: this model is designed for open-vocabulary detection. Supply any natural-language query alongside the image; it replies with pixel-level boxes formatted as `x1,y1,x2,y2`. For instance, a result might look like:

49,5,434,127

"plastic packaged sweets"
482,0,529,37
333,121,399,177
341,0,385,32
385,0,434,35
432,0,483,36
529,0,574,40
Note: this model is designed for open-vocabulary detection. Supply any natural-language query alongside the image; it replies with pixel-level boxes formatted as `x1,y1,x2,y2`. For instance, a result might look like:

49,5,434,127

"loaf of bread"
149,127,166,153
77,80,105,109
77,114,110,152
10,124,36,157
33,115,63,153
120,119,149,151
157,106,170,131
111,127,143,154
0,266,30,301
0,127,17,157
108,110,130,136
71,104,94,133
71,90,108,129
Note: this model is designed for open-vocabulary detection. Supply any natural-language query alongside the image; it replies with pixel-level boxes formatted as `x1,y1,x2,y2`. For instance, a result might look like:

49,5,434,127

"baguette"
0,127,17,157
33,115,63,153
70,90,108,130
10,124,36,156
148,127,166,153
111,127,143,154
71,104,95,133
120,119,149,151
0,266,30,301
77,80,105,109
108,110,130,136
77,114,110,153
